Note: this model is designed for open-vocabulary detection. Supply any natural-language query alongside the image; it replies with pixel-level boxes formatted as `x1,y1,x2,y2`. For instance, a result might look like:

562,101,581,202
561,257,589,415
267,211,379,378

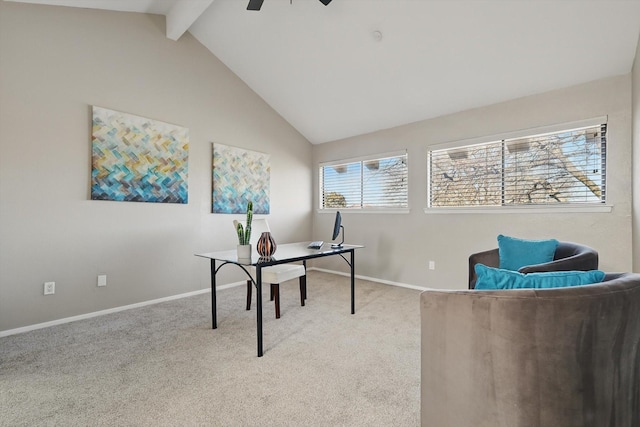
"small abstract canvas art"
213,143,270,214
91,106,189,203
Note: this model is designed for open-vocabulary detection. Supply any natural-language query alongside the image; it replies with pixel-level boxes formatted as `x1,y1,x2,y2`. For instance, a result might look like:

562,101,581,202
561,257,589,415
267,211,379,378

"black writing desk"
196,242,364,357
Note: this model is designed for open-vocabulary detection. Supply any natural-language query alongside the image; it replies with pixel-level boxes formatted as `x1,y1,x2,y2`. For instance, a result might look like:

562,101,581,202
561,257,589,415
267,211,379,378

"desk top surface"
195,242,364,266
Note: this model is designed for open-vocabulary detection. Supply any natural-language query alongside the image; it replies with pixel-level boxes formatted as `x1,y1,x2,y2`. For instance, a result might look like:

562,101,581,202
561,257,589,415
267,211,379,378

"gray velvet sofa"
420,272,640,427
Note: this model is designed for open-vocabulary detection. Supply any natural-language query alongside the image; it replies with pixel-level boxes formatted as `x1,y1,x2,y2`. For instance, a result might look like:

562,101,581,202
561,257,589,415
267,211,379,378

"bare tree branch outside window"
320,152,408,209
429,124,606,207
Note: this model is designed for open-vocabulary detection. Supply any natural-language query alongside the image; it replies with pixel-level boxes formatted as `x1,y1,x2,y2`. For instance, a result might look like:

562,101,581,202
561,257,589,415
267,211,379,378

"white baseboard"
0,281,244,338
1,270,425,338
308,267,428,291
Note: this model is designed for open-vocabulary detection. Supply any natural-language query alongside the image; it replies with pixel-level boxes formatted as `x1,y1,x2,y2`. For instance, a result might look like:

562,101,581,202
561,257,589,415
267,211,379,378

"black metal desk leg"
211,259,217,329
350,250,355,314
256,266,264,357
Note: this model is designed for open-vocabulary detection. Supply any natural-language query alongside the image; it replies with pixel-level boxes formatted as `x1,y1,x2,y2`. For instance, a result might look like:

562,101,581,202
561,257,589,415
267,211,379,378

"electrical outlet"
428,261,435,270
44,281,55,295
97,275,107,287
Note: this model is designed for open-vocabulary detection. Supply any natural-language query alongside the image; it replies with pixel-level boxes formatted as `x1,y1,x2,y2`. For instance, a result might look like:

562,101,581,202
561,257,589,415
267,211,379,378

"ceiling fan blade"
319,0,332,5
247,0,264,11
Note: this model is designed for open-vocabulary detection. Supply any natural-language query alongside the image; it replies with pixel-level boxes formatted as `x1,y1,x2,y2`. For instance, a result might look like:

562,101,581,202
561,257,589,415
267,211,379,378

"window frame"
424,117,612,214
318,150,409,214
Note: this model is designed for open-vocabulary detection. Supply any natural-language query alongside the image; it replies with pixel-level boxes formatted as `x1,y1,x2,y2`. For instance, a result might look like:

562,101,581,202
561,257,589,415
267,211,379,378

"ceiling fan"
247,0,332,11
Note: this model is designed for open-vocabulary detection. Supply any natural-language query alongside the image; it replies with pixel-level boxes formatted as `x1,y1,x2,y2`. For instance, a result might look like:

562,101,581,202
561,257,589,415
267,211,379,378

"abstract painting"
213,143,270,214
91,106,189,203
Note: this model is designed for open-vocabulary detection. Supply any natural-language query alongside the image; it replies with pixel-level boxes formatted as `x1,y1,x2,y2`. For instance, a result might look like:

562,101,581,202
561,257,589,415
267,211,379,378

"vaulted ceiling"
8,0,640,144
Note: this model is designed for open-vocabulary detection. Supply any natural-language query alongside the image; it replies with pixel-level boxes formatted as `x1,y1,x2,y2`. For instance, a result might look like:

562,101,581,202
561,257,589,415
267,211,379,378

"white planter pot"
237,244,251,261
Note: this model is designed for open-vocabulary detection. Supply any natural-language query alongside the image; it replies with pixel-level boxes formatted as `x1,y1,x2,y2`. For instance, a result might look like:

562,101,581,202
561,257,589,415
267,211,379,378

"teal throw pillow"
474,264,606,290
498,234,559,271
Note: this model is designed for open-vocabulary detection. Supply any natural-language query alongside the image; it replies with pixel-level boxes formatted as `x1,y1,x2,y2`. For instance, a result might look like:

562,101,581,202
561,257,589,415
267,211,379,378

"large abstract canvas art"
91,106,189,203
213,143,270,214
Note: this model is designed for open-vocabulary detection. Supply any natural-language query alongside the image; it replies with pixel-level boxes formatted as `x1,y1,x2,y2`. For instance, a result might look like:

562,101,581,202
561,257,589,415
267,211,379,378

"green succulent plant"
235,201,253,245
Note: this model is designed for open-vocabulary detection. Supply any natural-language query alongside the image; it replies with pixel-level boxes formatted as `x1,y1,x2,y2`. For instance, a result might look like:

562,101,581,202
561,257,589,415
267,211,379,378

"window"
428,121,607,208
320,151,408,210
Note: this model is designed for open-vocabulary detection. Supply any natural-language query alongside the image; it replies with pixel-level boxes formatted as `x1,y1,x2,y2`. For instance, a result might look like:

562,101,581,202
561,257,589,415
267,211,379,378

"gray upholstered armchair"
468,241,598,288
421,272,640,427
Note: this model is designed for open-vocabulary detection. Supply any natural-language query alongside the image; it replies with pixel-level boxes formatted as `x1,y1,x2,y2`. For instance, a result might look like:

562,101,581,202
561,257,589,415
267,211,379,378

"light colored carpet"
0,271,421,426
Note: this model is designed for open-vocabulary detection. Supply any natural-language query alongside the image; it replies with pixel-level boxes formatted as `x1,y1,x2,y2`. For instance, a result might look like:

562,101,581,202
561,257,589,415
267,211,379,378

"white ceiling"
8,0,640,144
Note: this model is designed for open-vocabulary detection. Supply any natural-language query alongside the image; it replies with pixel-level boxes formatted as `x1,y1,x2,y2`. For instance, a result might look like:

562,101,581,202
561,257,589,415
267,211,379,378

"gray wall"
0,3,313,332
633,31,640,273
313,75,634,288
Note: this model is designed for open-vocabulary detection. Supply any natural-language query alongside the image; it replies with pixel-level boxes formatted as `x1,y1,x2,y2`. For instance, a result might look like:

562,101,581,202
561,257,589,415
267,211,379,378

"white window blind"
320,151,408,210
428,123,607,207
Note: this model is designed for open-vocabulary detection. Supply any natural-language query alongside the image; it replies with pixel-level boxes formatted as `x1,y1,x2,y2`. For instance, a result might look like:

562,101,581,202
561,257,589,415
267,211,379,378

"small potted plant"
234,201,253,260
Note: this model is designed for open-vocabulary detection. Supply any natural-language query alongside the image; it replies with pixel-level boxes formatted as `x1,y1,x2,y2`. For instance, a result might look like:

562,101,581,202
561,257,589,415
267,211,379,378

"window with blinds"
428,123,607,207
320,151,408,210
